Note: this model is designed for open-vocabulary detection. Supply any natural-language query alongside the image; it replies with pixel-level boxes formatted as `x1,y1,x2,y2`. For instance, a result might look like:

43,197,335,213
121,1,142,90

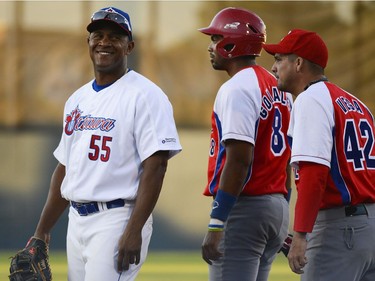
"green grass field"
1,251,299,281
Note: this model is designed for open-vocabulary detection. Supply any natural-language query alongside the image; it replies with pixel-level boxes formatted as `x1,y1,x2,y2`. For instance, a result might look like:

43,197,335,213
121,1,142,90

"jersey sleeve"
288,90,334,168
134,88,181,162
53,133,66,165
294,161,329,232
216,81,261,145
53,102,71,166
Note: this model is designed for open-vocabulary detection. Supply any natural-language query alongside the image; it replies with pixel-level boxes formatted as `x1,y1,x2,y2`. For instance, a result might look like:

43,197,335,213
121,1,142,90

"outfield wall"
0,128,295,251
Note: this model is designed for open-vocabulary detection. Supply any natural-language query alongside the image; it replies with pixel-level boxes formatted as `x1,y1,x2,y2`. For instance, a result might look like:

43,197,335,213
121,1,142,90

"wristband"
208,218,224,231
208,227,224,232
210,189,237,222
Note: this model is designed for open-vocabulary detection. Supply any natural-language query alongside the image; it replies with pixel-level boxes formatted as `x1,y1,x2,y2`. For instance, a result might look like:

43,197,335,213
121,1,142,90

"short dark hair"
288,54,324,74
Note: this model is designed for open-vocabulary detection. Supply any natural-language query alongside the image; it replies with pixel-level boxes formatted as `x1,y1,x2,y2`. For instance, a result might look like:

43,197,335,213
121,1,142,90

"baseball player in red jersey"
264,29,375,281
31,7,181,281
199,7,293,281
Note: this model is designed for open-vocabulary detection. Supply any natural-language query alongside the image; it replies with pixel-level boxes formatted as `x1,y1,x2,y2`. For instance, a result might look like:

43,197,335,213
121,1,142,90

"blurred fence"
1,1,374,250
0,127,212,251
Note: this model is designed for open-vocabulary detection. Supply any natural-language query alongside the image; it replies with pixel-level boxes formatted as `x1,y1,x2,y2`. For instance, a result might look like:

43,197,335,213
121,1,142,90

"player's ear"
126,40,135,55
295,57,304,72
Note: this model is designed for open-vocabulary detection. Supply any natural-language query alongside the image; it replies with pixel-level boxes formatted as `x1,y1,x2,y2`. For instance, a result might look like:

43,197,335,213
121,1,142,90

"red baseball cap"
263,29,328,68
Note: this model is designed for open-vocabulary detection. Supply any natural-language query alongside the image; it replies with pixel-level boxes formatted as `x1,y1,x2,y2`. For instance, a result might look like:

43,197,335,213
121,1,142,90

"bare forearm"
128,151,168,231
219,140,253,196
34,163,68,240
220,159,249,196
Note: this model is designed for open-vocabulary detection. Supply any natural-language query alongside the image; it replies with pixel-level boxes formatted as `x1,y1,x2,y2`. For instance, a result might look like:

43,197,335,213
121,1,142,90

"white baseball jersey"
288,81,334,168
54,70,182,202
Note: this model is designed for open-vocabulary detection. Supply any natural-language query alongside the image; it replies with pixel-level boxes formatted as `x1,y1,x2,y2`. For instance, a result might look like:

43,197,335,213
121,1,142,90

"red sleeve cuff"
294,161,329,233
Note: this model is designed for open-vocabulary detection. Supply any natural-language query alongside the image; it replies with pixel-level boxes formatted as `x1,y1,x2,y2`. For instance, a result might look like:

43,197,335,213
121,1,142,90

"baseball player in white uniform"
31,7,181,281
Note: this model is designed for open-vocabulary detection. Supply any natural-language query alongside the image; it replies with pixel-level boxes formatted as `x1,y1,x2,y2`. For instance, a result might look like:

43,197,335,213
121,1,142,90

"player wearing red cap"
199,7,293,281
264,29,375,280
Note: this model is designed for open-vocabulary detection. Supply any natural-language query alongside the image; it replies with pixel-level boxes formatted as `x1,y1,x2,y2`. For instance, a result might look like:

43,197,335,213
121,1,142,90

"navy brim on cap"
87,20,130,37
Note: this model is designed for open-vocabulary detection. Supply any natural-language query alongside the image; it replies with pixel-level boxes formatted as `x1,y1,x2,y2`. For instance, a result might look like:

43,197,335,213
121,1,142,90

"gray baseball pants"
209,194,289,281
301,203,375,281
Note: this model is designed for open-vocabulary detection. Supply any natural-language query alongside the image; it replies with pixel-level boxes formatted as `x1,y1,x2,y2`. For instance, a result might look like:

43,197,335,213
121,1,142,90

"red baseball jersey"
203,66,292,197
289,81,375,209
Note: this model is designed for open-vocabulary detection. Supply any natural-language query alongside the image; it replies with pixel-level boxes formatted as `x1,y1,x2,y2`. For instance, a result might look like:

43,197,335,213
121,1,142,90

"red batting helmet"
199,7,266,58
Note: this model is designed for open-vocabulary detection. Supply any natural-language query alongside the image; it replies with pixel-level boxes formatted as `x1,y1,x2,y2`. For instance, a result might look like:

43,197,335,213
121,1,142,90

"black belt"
71,199,128,216
317,203,372,221
345,204,368,217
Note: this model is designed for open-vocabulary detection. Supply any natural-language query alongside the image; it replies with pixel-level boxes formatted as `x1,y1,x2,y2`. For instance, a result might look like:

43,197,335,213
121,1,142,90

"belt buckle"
345,205,367,217
73,202,97,216
76,203,89,216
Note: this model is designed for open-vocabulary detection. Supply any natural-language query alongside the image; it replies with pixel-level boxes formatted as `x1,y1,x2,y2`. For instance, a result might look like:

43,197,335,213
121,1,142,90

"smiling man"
31,6,181,281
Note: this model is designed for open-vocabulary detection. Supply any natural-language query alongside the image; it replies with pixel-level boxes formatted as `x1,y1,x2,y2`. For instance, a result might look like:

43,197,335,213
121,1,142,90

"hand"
287,232,308,274
201,231,223,265
117,228,142,272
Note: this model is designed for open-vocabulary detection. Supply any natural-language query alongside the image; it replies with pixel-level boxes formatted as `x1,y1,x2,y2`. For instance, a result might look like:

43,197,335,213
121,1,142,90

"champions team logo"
64,106,116,136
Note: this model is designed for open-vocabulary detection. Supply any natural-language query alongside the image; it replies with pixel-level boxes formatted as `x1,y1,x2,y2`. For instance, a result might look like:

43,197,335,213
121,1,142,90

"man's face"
207,34,229,71
88,27,133,74
271,53,298,94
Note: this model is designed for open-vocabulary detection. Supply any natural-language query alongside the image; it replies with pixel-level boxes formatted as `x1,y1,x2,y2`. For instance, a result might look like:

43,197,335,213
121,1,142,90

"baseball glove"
9,237,52,281
278,233,293,257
